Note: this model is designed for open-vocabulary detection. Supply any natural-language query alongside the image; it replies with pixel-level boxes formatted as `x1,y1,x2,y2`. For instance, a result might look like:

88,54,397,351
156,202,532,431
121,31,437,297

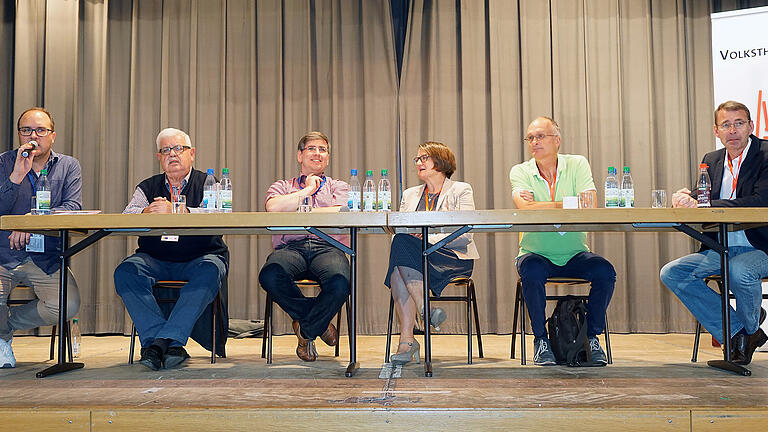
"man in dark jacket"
661,100,768,365
114,128,228,370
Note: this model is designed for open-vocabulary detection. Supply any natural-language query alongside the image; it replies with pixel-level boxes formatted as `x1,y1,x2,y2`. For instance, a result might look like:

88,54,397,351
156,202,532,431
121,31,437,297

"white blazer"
399,177,480,260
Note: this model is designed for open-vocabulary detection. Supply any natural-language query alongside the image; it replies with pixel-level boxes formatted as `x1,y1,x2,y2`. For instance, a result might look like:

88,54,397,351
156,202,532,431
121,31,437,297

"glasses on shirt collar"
158,145,192,155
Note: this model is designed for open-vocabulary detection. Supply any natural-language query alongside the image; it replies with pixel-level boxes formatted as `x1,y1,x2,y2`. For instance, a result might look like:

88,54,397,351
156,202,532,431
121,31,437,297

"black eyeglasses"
413,154,430,164
158,145,191,155
18,127,54,137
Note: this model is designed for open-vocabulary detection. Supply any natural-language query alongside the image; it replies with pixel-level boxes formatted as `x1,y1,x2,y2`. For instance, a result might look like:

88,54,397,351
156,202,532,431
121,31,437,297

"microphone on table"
21,141,38,158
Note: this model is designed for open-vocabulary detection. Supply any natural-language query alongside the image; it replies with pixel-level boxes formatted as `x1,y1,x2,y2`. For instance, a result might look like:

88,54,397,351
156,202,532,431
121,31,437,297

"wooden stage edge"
2,334,768,431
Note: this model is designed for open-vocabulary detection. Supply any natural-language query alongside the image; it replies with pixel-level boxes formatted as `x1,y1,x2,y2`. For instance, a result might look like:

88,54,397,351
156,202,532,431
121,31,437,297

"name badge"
161,235,179,242
26,233,45,253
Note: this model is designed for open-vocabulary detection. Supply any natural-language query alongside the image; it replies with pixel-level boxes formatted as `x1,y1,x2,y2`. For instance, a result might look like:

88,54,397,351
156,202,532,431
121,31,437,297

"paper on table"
50,210,102,215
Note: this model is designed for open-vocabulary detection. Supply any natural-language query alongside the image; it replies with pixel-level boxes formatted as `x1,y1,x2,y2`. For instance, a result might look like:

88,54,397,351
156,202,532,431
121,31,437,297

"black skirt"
384,233,474,296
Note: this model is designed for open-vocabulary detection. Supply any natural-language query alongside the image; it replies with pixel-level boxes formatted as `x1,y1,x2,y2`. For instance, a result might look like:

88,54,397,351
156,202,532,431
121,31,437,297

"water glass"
651,190,667,208
172,195,187,214
298,197,312,213
578,191,595,209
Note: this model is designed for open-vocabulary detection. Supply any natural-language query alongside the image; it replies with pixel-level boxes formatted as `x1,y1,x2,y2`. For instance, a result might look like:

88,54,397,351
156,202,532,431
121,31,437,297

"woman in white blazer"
384,141,479,365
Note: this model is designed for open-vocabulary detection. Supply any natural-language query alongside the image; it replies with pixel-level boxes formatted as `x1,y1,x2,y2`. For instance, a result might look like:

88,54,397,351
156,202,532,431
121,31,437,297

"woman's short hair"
420,141,456,178
297,131,330,151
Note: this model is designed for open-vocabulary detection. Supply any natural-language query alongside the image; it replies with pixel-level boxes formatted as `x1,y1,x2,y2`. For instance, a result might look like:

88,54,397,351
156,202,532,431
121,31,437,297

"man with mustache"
114,128,228,370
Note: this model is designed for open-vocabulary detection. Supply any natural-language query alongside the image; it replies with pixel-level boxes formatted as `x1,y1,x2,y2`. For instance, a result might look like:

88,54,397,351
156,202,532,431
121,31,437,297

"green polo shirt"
508,154,596,266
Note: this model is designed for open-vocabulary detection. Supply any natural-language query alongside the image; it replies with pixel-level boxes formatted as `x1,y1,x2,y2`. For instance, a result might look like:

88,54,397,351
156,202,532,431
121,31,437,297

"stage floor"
2,333,767,431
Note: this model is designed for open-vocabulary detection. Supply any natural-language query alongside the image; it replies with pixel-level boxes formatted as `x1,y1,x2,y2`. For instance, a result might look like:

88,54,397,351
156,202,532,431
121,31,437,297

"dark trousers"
114,252,226,348
516,251,616,339
258,238,350,340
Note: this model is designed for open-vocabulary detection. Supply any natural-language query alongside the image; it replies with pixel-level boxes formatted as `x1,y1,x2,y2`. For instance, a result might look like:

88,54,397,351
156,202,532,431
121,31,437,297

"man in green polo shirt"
509,116,616,366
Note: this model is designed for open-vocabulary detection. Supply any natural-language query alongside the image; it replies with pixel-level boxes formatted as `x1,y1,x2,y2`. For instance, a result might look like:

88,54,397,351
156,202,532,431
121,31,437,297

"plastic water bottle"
619,166,634,208
697,163,711,207
203,169,218,212
347,169,361,212
35,168,51,214
219,168,232,213
71,317,82,358
378,169,392,211
362,170,376,212
604,167,619,208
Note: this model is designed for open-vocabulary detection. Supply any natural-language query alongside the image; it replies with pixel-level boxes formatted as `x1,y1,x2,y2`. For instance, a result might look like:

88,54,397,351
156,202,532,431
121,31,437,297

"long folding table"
388,207,768,377
0,212,388,378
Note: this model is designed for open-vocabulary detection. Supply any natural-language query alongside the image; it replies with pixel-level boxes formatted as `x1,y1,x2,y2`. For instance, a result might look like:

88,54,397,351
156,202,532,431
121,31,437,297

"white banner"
711,6,768,347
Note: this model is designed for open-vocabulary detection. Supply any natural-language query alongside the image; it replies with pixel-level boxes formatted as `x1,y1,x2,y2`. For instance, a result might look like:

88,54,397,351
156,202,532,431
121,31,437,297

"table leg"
707,223,751,376
345,227,359,377
37,229,83,378
422,226,432,377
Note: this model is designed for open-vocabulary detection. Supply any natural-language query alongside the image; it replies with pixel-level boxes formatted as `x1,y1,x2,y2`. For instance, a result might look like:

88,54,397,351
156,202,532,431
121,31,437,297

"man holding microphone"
0,107,83,368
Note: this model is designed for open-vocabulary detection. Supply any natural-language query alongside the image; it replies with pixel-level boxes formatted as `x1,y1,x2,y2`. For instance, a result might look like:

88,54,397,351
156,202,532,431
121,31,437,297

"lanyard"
298,175,326,197
727,153,743,199
424,187,441,211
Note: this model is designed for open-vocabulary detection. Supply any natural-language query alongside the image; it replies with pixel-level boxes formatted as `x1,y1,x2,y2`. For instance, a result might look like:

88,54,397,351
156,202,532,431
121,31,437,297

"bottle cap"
623,167,630,173
366,170,373,176
381,169,388,175
73,318,78,323
40,169,47,175
700,163,708,169
351,169,358,176
207,168,214,175
608,166,615,174
222,168,229,174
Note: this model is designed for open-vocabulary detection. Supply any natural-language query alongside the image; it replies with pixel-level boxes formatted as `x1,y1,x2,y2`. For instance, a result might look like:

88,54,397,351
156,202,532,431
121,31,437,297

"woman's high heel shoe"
390,340,421,365
428,307,447,331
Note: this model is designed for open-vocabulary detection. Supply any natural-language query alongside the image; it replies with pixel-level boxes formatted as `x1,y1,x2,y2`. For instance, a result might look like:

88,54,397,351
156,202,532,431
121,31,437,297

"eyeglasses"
413,154,430,165
716,120,749,132
524,134,556,143
158,145,192,155
18,127,53,137
302,145,328,154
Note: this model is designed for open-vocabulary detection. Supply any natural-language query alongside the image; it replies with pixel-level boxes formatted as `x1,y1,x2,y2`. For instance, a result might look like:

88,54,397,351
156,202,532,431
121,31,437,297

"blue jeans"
258,238,350,340
516,252,616,339
660,246,768,343
114,252,226,348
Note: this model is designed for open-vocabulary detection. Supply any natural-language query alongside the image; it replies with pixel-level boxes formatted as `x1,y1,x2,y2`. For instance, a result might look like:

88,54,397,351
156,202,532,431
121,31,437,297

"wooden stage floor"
2,333,768,431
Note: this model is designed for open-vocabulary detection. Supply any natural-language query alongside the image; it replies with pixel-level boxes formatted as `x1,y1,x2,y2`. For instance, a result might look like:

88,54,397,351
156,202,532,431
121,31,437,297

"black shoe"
760,307,766,326
163,346,190,369
139,346,163,371
734,328,768,366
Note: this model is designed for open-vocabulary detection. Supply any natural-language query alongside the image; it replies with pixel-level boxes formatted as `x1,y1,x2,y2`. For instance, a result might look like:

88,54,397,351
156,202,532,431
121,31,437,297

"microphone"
21,141,38,158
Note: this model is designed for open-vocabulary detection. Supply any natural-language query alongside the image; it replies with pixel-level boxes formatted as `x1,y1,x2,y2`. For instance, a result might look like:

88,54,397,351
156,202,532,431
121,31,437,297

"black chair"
385,276,484,364
691,275,768,362
7,285,72,362
261,279,350,364
128,281,226,364
511,277,612,365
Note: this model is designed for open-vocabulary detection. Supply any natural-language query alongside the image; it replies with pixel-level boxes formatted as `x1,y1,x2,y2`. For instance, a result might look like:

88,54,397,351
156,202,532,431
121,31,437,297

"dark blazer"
696,135,768,253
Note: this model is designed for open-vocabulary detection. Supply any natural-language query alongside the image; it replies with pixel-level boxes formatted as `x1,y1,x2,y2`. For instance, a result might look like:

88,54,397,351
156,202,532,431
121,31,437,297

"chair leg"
511,280,521,359
470,281,483,358
49,325,57,361
520,290,527,365
129,324,137,364
385,295,395,363
267,299,273,365
465,283,472,364
692,321,702,363
210,295,218,364
216,294,227,359
63,321,73,363
261,294,271,360
603,311,613,364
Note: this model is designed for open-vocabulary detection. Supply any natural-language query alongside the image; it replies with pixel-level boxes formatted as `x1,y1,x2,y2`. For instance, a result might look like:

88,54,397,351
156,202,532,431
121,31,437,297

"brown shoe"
320,323,339,347
292,320,317,362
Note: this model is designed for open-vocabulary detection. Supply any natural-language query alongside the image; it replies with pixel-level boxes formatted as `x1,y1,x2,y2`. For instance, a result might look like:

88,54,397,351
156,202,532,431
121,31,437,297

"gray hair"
156,128,192,151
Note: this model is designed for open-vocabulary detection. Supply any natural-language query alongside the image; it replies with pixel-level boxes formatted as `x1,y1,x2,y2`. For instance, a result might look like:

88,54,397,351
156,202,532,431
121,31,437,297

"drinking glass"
651,190,667,208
